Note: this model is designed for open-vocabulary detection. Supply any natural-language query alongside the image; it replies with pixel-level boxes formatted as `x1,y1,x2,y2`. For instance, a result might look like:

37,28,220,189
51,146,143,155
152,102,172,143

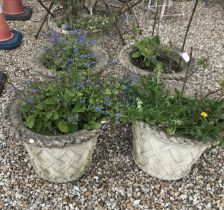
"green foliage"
41,31,96,73
196,57,209,69
131,35,160,68
121,73,224,146
51,0,83,17
57,14,116,35
19,76,127,135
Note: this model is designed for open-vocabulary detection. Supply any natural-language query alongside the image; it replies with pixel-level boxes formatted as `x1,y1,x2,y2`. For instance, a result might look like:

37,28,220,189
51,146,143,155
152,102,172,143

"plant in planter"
119,35,193,80
7,74,126,183
36,30,109,78
57,14,115,37
48,1,115,39
121,68,224,180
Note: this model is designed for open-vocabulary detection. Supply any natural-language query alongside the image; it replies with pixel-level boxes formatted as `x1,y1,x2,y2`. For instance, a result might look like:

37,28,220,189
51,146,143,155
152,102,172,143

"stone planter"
7,96,99,183
35,45,109,79
119,45,194,80
132,121,209,180
47,5,106,45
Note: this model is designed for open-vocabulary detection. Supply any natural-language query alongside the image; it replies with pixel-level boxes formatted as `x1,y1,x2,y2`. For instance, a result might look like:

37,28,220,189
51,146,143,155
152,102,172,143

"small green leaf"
72,104,85,113
44,97,57,105
85,121,101,129
105,89,112,95
25,116,35,129
46,112,53,119
132,51,141,58
53,112,60,120
58,121,69,133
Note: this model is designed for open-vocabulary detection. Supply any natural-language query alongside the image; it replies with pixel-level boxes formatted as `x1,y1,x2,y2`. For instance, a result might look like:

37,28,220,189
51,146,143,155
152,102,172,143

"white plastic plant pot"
7,96,99,183
132,121,209,180
119,44,194,80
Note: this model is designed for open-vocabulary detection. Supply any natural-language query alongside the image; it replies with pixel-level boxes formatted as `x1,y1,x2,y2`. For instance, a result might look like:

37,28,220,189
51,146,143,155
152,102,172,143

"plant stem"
181,47,193,94
152,0,159,36
204,88,223,99
178,0,199,69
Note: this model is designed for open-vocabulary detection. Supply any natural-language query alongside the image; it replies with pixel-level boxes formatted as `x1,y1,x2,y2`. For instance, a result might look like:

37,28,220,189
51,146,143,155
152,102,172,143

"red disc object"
3,0,25,15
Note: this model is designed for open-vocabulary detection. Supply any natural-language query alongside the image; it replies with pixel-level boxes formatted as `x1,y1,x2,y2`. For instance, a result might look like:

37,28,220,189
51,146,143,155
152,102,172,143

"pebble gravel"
0,0,223,209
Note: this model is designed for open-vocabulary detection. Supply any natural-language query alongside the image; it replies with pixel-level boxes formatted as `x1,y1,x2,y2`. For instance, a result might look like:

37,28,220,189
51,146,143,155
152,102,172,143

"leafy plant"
19,75,127,135
121,71,224,147
57,14,116,35
41,30,96,73
51,0,83,17
131,35,160,68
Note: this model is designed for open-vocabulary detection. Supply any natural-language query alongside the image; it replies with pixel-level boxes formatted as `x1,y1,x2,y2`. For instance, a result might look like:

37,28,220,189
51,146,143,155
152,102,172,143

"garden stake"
103,0,126,45
178,0,199,70
35,1,54,39
152,0,159,36
181,47,193,94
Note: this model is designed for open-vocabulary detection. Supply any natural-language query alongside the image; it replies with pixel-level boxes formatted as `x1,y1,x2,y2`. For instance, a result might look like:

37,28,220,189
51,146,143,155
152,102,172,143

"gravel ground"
0,1,224,210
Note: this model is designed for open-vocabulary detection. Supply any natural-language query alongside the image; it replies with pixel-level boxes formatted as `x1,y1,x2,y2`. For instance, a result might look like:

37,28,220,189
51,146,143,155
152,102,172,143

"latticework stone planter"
119,45,194,80
35,45,109,79
132,121,209,180
7,96,99,183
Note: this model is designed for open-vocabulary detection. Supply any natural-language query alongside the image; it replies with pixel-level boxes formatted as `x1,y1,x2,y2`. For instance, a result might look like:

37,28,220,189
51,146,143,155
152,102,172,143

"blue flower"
80,54,89,59
73,46,78,51
68,58,75,64
67,115,78,122
115,112,122,120
72,29,81,35
25,98,33,104
29,88,37,93
78,34,87,44
91,39,97,45
95,106,105,114
66,24,72,30
104,97,110,102
50,32,59,44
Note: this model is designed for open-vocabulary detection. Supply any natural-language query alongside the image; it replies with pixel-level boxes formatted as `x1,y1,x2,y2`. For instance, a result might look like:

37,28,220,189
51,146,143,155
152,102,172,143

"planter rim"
119,44,195,80
48,5,112,36
133,121,210,148
35,45,108,79
6,93,100,148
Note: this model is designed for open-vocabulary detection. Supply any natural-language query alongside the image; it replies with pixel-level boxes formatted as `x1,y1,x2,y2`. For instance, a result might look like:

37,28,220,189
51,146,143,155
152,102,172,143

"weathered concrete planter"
47,6,106,45
35,46,109,79
119,45,194,80
132,121,209,180
7,96,99,183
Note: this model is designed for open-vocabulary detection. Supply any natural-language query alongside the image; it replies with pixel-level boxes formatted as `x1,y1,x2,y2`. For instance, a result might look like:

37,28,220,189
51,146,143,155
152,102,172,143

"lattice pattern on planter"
24,136,98,183
132,121,208,180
